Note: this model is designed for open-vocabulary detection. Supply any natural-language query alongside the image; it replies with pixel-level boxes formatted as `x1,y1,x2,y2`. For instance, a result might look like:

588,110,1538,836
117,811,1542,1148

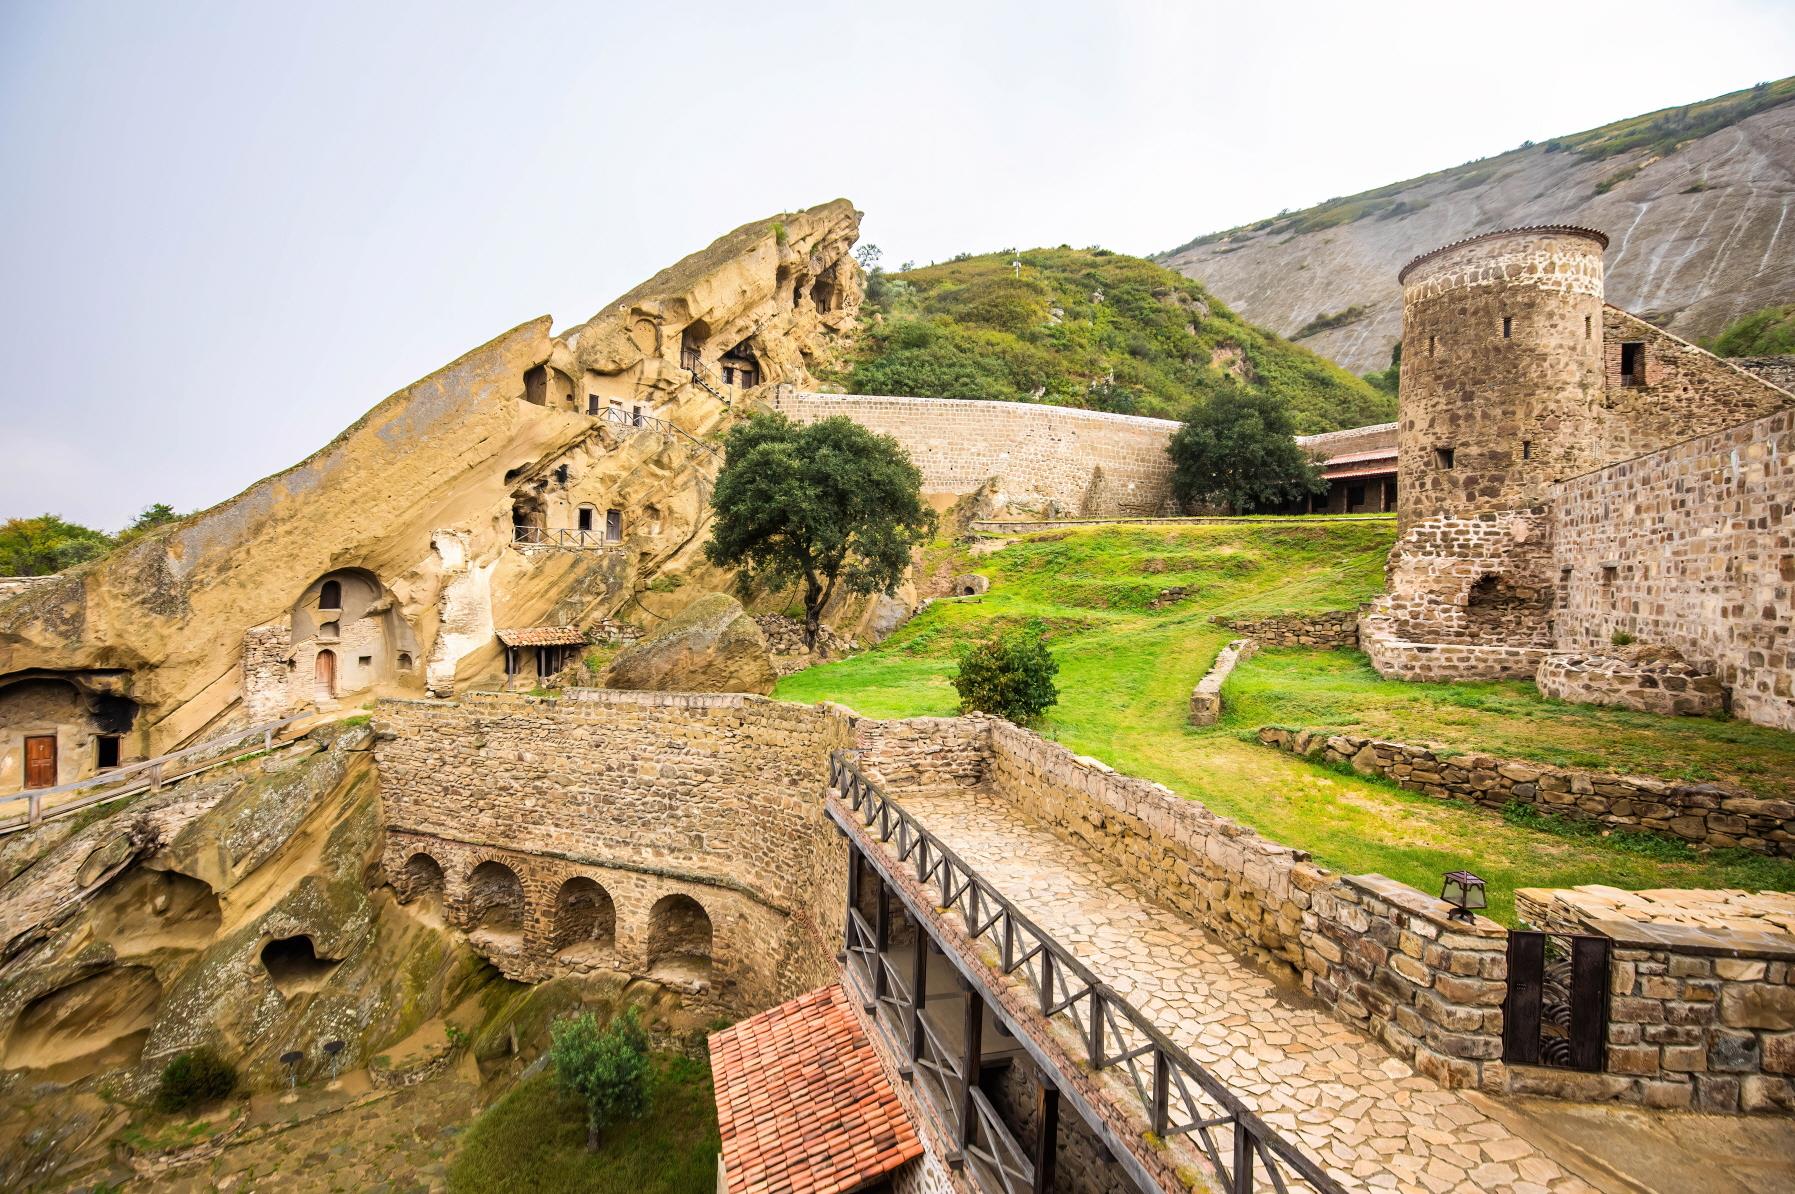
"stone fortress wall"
1367,226,1794,729
766,387,1182,516
374,689,854,1013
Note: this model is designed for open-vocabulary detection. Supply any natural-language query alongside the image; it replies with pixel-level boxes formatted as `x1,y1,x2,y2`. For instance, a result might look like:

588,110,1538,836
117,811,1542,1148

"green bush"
551,1007,651,1151
1611,629,1637,647
154,1046,237,1114
952,621,1060,724
1707,303,1795,357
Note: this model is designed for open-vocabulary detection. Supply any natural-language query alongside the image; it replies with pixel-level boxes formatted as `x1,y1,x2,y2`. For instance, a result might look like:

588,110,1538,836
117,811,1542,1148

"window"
398,653,413,670
1502,316,1513,339
319,620,339,639
1434,447,1455,470
632,405,644,427
722,366,735,385
1620,342,1645,386
1601,564,1619,586
577,506,595,533
96,736,121,770
1585,314,1592,339
606,509,623,542
587,393,600,415
358,655,372,668
1521,440,1533,460
1428,335,1437,357
318,580,342,610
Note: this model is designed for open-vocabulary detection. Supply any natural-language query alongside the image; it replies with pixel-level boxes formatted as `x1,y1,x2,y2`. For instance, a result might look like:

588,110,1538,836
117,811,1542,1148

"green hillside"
775,522,1795,923
834,248,1394,432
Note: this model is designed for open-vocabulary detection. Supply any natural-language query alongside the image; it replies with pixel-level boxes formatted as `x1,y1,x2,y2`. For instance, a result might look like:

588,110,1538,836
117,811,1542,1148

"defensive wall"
374,689,854,1013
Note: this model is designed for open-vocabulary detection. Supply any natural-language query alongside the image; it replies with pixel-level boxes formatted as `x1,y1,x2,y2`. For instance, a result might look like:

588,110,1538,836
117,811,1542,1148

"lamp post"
1440,870,1487,923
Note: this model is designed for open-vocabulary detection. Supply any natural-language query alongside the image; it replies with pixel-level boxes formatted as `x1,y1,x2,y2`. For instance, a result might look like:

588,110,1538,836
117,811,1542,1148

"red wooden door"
24,735,57,788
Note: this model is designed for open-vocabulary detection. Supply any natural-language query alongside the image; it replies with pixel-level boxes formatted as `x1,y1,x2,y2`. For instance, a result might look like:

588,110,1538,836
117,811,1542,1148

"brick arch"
397,851,445,903
552,875,617,954
646,892,713,981
464,859,526,932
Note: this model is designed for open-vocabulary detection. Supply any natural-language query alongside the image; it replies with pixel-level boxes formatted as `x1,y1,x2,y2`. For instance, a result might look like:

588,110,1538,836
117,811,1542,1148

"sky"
2,0,1793,529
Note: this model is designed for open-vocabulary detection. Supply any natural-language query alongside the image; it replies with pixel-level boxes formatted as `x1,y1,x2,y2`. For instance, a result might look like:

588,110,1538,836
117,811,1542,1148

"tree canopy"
704,412,936,648
1168,383,1327,513
0,514,114,576
550,1007,651,1151
1708,303,1795,357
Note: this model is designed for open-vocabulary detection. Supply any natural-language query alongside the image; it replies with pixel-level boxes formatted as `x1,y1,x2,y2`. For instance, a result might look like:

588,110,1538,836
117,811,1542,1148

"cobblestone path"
893,790,1600,1194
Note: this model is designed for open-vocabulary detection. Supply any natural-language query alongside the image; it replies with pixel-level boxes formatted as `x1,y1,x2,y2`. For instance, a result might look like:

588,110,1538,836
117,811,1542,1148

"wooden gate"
24,735,57,788
1502,930,1611,1071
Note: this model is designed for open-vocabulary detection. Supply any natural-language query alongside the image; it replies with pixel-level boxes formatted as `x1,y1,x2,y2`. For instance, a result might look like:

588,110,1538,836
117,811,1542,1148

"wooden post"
844,844,861,954
907,924,928,1066
149,761,162,793
958,984,984,1144
873,873,891,1004
1231,1122,1255,1193
1033,1074,1059,1194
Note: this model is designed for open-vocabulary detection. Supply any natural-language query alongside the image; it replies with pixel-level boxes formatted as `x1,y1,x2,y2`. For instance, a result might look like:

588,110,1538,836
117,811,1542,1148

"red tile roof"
710,983,923,1194
495,626,588,647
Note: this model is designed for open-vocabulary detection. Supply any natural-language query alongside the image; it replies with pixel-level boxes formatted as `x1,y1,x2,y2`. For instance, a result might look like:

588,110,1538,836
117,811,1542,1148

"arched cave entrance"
552,877,616,957
646,893,712,981
720,340,760,389
260,935,341,997
400,852,445,905
811,264,840,313
465,860,526,936
680,321,711,372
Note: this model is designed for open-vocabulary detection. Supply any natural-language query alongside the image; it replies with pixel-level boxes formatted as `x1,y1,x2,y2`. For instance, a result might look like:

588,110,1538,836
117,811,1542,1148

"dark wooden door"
25,735,57,788
315,649,337,698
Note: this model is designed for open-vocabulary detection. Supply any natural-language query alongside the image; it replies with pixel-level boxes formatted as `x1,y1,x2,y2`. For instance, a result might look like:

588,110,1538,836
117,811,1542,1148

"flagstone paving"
888,789,1600,1194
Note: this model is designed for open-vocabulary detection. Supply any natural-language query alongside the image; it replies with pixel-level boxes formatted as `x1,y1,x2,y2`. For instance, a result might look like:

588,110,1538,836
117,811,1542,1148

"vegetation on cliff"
775,521,1795,922
0,503,182,576
1707,303,1795,357
836,247,1393,432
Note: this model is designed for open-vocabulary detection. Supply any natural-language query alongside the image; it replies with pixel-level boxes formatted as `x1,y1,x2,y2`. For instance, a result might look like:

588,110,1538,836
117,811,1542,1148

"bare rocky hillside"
1159,81,1795,373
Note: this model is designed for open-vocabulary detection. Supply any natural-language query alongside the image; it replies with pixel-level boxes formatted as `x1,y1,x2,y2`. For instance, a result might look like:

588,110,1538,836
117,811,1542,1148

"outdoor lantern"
1440,871,1487,922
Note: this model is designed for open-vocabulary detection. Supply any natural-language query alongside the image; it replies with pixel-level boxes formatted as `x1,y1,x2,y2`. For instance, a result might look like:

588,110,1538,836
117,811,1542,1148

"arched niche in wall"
290,569,419,699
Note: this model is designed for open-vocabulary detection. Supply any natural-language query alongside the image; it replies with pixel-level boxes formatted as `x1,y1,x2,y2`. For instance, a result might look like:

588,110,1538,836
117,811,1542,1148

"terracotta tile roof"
1322,461,1400,480
710,983,922,1194
495,626,587,647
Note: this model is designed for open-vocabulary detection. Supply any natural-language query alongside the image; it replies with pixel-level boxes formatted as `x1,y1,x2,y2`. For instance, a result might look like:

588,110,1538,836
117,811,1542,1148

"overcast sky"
3,0,1793,528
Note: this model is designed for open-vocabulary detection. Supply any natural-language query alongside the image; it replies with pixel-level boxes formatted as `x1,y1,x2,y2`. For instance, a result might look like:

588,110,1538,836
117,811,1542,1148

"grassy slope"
447,1054,717,1194
835,248,1393,432
1160,76,1795,254
775,522,1795,924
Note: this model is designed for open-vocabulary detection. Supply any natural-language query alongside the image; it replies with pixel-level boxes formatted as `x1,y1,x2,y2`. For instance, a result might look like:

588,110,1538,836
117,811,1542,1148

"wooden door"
24,735,57,788
315,649,337,698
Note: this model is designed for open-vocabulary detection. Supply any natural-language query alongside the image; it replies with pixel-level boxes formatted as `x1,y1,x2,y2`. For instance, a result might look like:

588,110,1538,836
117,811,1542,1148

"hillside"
1158,77,1795,373
834,248,1394,433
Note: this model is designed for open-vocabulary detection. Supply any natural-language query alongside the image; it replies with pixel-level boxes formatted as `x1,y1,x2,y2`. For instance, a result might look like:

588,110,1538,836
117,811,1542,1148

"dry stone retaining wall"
1210,610,1359,648
1256,727,1795,856
1536,650,1725,718
1187,638,1255,726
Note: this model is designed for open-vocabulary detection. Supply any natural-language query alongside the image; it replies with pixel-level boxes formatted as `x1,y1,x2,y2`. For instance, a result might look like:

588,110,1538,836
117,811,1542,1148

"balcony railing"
511,526,619,548
595,404,719,458
830,751,1347,1194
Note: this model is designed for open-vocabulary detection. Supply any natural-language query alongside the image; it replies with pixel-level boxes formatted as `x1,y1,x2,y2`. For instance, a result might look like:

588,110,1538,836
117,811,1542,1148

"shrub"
1610,630,1637,647
1168,382,1327,512
953,621,1060,724
1707,303,1795,357
154,1046,237,1113
551,1007,651,1151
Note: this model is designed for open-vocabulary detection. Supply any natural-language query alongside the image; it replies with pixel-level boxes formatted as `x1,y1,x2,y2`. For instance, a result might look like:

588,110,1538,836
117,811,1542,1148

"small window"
1502,316,1513,339
1434,447,1455,470
96,736,121,770
1620,342,1645,386
398,653,413,670
722,366,735,386
577,506,595,532
1521,440,1533,460
358,655,372,668
1428,335,1437,357
632,405,644,427
1585,314,1592,339
318,579,342,610
1601,564,1619,586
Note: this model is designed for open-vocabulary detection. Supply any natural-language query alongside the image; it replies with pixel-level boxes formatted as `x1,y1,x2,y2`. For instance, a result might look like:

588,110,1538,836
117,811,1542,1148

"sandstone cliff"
1159,80,1795,373
0,201,864,765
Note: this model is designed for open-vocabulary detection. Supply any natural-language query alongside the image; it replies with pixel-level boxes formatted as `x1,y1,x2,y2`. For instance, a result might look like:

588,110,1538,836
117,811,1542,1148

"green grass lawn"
447,1054,717,1194
775,521,1795,923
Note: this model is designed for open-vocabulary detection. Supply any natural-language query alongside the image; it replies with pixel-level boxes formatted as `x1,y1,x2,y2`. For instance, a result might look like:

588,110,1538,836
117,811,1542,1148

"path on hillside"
894,790,1596,1194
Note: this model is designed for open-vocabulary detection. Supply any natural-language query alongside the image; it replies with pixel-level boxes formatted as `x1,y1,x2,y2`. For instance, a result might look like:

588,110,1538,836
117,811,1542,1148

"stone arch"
465,860,526,934
646,893,712,981
1463,571,1552,644
552,876,616,955
400,852,445,904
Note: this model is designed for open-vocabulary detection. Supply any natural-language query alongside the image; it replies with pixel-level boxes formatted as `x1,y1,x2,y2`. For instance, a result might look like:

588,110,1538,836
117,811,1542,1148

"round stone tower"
1395,226,1609,530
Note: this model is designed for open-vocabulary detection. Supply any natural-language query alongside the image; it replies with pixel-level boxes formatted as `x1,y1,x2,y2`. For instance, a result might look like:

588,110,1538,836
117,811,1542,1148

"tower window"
1434,447,1455,470
1585,314,1592,339
1428,335,1437,357
1521,440,1533,460
1620,342,1645,386
1502,316,1513,339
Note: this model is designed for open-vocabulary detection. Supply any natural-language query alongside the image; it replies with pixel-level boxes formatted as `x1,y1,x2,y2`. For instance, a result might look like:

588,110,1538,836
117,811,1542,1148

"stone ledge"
1580,917,1795,962
1188,638,1256,727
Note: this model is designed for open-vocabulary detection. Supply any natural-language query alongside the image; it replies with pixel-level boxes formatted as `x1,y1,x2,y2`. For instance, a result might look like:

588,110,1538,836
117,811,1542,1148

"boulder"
602,593,776,694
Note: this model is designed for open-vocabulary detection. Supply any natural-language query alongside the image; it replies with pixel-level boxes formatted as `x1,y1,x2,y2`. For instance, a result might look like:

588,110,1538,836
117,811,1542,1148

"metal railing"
511,526,620,548
596,404,719,457
679,350,732,408
830,751,1347,1194
0,714,312,835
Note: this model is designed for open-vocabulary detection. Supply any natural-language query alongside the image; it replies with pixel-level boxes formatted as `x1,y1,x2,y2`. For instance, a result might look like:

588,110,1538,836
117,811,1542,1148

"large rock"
602,593,776,694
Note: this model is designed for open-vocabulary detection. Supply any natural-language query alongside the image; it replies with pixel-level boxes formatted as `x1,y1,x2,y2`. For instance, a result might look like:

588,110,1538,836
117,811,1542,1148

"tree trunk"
588,1118,601,1151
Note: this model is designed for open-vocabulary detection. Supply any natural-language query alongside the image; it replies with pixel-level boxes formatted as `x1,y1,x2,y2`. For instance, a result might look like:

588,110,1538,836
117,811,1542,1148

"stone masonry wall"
1552,405,1795,732
855,715,1513,1092
1257,727,1795,856
1536,651,1725,718
767,388,1178,516
1733,356,1795,395
1210,610,1360,648
1188,638,1255,727
375,689,854,1010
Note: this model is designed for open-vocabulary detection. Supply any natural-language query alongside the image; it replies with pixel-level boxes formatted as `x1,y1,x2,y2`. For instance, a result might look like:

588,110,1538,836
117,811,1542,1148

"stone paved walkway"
890,790,1600,1194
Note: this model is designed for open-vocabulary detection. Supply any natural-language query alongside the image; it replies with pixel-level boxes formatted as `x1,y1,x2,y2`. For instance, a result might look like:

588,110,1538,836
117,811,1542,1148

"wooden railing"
511,526,619,548
0,714,312,836
830,751,1347,1194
